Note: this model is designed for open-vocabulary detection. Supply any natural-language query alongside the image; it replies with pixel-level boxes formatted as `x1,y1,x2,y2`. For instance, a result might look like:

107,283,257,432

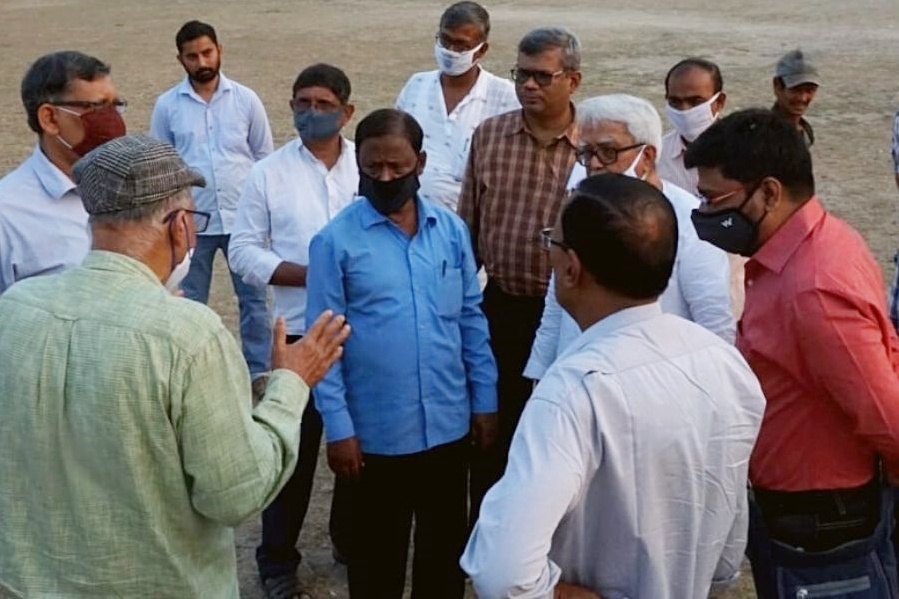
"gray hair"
21,51,111,135
577,94,663,161
440,2,490,39
89,188,192,227
518,26,581,71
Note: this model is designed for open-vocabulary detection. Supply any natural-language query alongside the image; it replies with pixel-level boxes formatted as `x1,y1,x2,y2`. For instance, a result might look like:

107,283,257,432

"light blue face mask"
293,108,342,141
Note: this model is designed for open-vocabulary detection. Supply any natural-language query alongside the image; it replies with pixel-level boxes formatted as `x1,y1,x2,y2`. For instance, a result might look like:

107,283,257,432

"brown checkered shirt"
458,109,578,297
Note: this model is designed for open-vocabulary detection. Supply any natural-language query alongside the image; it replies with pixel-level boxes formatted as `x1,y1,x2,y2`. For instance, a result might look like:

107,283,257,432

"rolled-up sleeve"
229,167,282,288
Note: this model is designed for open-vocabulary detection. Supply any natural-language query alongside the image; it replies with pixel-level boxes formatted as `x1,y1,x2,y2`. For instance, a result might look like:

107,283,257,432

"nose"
586,156,606,177
374,166,395,181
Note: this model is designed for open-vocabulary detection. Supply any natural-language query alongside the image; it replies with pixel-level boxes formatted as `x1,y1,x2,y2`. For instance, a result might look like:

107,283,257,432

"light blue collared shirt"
149,73,273,235
0,145,87,293
306,196,498,455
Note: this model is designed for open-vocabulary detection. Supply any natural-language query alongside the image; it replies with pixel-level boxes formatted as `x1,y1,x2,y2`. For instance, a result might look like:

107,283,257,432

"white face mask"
433,42,484,77
165,247,193,293
664,92,721,142
622,146,647,180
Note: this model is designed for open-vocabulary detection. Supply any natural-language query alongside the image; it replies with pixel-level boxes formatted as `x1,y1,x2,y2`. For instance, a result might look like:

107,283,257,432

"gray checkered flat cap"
73,133,206,215
775,49,820,89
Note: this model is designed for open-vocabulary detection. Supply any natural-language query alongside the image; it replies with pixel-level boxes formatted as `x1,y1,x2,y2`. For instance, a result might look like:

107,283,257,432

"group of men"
2,2,897,599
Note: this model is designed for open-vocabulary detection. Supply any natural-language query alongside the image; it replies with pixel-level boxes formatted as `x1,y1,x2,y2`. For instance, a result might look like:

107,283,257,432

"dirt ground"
3,0,899,596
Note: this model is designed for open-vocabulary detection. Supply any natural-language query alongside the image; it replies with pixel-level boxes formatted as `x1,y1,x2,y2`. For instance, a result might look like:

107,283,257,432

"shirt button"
747,279,754,287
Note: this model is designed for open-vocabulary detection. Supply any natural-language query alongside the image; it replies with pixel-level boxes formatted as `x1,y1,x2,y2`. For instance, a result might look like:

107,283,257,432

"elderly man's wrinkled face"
576,120,645,177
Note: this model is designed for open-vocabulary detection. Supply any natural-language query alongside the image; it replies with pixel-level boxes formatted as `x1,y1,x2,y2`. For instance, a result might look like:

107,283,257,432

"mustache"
190,67,219,83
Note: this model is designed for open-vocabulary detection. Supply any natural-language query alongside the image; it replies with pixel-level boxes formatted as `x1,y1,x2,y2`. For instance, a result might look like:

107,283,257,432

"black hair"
292,63,351,104
176,20,218,53
563,173,677,299
664,57,723,95
684,108,815,199
21,51,111,135
355,109,423,155
440,2,491,39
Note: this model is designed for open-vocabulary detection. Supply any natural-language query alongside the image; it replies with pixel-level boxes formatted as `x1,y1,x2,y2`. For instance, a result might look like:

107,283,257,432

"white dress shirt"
525,169,734,379
228,137,358,335
396,66,518,210
462,303,765,599
0,146,88,293
149,73,274,235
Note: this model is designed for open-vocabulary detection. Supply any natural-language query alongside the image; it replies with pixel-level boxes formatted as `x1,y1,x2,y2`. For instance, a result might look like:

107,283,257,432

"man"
150,20,273,392
525,94,733,380
888,114,899,332
772,49,820,147
0,50,126,293
461,174,765,598
661,57,745,316
395,1,518,211
306,109,498,599
687,109,899,597
229,63,358,598
457,26,580,500
0,134,350,597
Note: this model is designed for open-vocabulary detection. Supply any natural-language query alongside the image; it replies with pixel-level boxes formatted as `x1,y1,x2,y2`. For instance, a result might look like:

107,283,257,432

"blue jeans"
748,484,899,598
181,234,271,378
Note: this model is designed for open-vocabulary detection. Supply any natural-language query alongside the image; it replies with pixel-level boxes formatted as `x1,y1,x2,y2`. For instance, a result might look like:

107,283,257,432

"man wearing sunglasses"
687,109,899,598
395,2,517,211
0,50,127,294
525,94,733,382
0,134,351,597
457,26,581,517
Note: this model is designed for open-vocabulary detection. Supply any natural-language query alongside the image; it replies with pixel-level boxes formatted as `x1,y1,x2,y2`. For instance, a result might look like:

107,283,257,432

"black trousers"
346,436,469,599
256,334,351,580
469,281,545,523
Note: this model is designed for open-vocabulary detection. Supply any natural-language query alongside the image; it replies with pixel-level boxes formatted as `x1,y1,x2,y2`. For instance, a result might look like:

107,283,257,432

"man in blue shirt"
150,20,273,393
306,108,498,599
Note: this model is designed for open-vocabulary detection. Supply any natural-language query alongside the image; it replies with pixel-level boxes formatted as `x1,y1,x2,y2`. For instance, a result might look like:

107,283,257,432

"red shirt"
739,197,899,491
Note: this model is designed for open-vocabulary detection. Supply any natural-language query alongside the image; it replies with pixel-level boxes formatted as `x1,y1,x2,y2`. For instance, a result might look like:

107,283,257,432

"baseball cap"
775,49,821,89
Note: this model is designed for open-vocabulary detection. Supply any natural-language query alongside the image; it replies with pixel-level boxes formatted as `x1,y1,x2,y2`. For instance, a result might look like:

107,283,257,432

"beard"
190,64,219,84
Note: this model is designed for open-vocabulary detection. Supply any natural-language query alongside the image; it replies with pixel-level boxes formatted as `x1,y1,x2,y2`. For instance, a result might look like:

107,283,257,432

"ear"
168,210,192,262
556,247,582,291
773,77,784,91
216,43,223,59
417,151,427,175
176,52,184,67
474,41,489,61
643,145,658,168
713,91,727,114
37,104,62,136
568,70,582,95
288,98,296,112
341,103,355,127
759,176,783,212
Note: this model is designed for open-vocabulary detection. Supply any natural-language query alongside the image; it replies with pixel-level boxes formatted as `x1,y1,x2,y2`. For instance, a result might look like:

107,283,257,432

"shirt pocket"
437,265,463,318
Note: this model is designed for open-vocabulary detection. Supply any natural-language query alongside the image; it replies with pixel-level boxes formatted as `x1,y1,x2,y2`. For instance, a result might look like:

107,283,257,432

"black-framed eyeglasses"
575,143,644,167
540,227,569,251
510,67,566,87
49,99,129,114
163,209,211,233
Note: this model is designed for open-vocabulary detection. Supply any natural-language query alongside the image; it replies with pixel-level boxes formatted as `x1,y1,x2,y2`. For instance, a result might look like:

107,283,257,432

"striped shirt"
658,130,699,194
458,110,578,297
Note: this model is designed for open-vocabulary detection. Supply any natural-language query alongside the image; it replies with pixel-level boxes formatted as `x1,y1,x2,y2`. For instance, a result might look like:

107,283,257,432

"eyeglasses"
540,227,569,251
49,99,128,114
695,181,762,209
163,209,211,233
435,33,481,53
575,143,644,167
510,68,566,87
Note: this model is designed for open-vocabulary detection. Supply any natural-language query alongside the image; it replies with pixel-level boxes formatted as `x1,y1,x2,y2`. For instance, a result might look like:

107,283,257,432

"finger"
271,317,287,364
320,319,350,355
305,309,335,342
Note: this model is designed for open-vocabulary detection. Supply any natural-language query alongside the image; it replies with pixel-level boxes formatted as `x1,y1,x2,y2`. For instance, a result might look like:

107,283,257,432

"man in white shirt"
395,1,518,211
0,51,126,293
229,63,358,599
462,173,766,599
659,57,745,316
150,20,273,390
525,94,734,380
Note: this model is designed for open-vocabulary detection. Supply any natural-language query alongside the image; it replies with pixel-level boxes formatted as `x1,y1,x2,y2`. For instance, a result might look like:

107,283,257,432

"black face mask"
690,190,766,257
359,169,420,215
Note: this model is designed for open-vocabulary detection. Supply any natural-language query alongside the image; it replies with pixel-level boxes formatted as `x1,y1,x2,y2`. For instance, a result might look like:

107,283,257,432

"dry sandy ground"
3,0,899,596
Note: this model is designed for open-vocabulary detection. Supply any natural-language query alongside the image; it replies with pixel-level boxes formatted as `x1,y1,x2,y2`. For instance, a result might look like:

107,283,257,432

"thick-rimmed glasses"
49,99,128,114
163,209,211,233
510,68,565,87
575,143,644,167
540,227,569,251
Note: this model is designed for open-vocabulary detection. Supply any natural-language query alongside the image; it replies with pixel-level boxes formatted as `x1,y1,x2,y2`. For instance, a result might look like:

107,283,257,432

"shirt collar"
562,302,664,358
505,106,579,147
178,72,232,102
30,145,77,200
297,135,354,167
666,131,689,159
81,250,165,286
750,196,825,274
359,195,438,230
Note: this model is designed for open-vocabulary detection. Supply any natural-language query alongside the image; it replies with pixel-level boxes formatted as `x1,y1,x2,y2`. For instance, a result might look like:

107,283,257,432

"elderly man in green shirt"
0,134,350,597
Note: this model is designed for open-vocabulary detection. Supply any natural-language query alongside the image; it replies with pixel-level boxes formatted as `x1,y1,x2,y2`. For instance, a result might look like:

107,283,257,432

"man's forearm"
269,262,307,287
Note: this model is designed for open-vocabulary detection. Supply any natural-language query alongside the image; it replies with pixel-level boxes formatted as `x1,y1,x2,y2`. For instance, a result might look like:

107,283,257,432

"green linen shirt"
0,251,307,598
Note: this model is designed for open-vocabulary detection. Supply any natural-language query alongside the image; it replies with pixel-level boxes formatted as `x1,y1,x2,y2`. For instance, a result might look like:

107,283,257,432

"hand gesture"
271,311,350,387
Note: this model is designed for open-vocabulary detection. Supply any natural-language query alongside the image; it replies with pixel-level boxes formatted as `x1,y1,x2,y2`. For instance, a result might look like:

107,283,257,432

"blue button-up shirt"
149,73,273,234
0,145,87,293
306,197,498,455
